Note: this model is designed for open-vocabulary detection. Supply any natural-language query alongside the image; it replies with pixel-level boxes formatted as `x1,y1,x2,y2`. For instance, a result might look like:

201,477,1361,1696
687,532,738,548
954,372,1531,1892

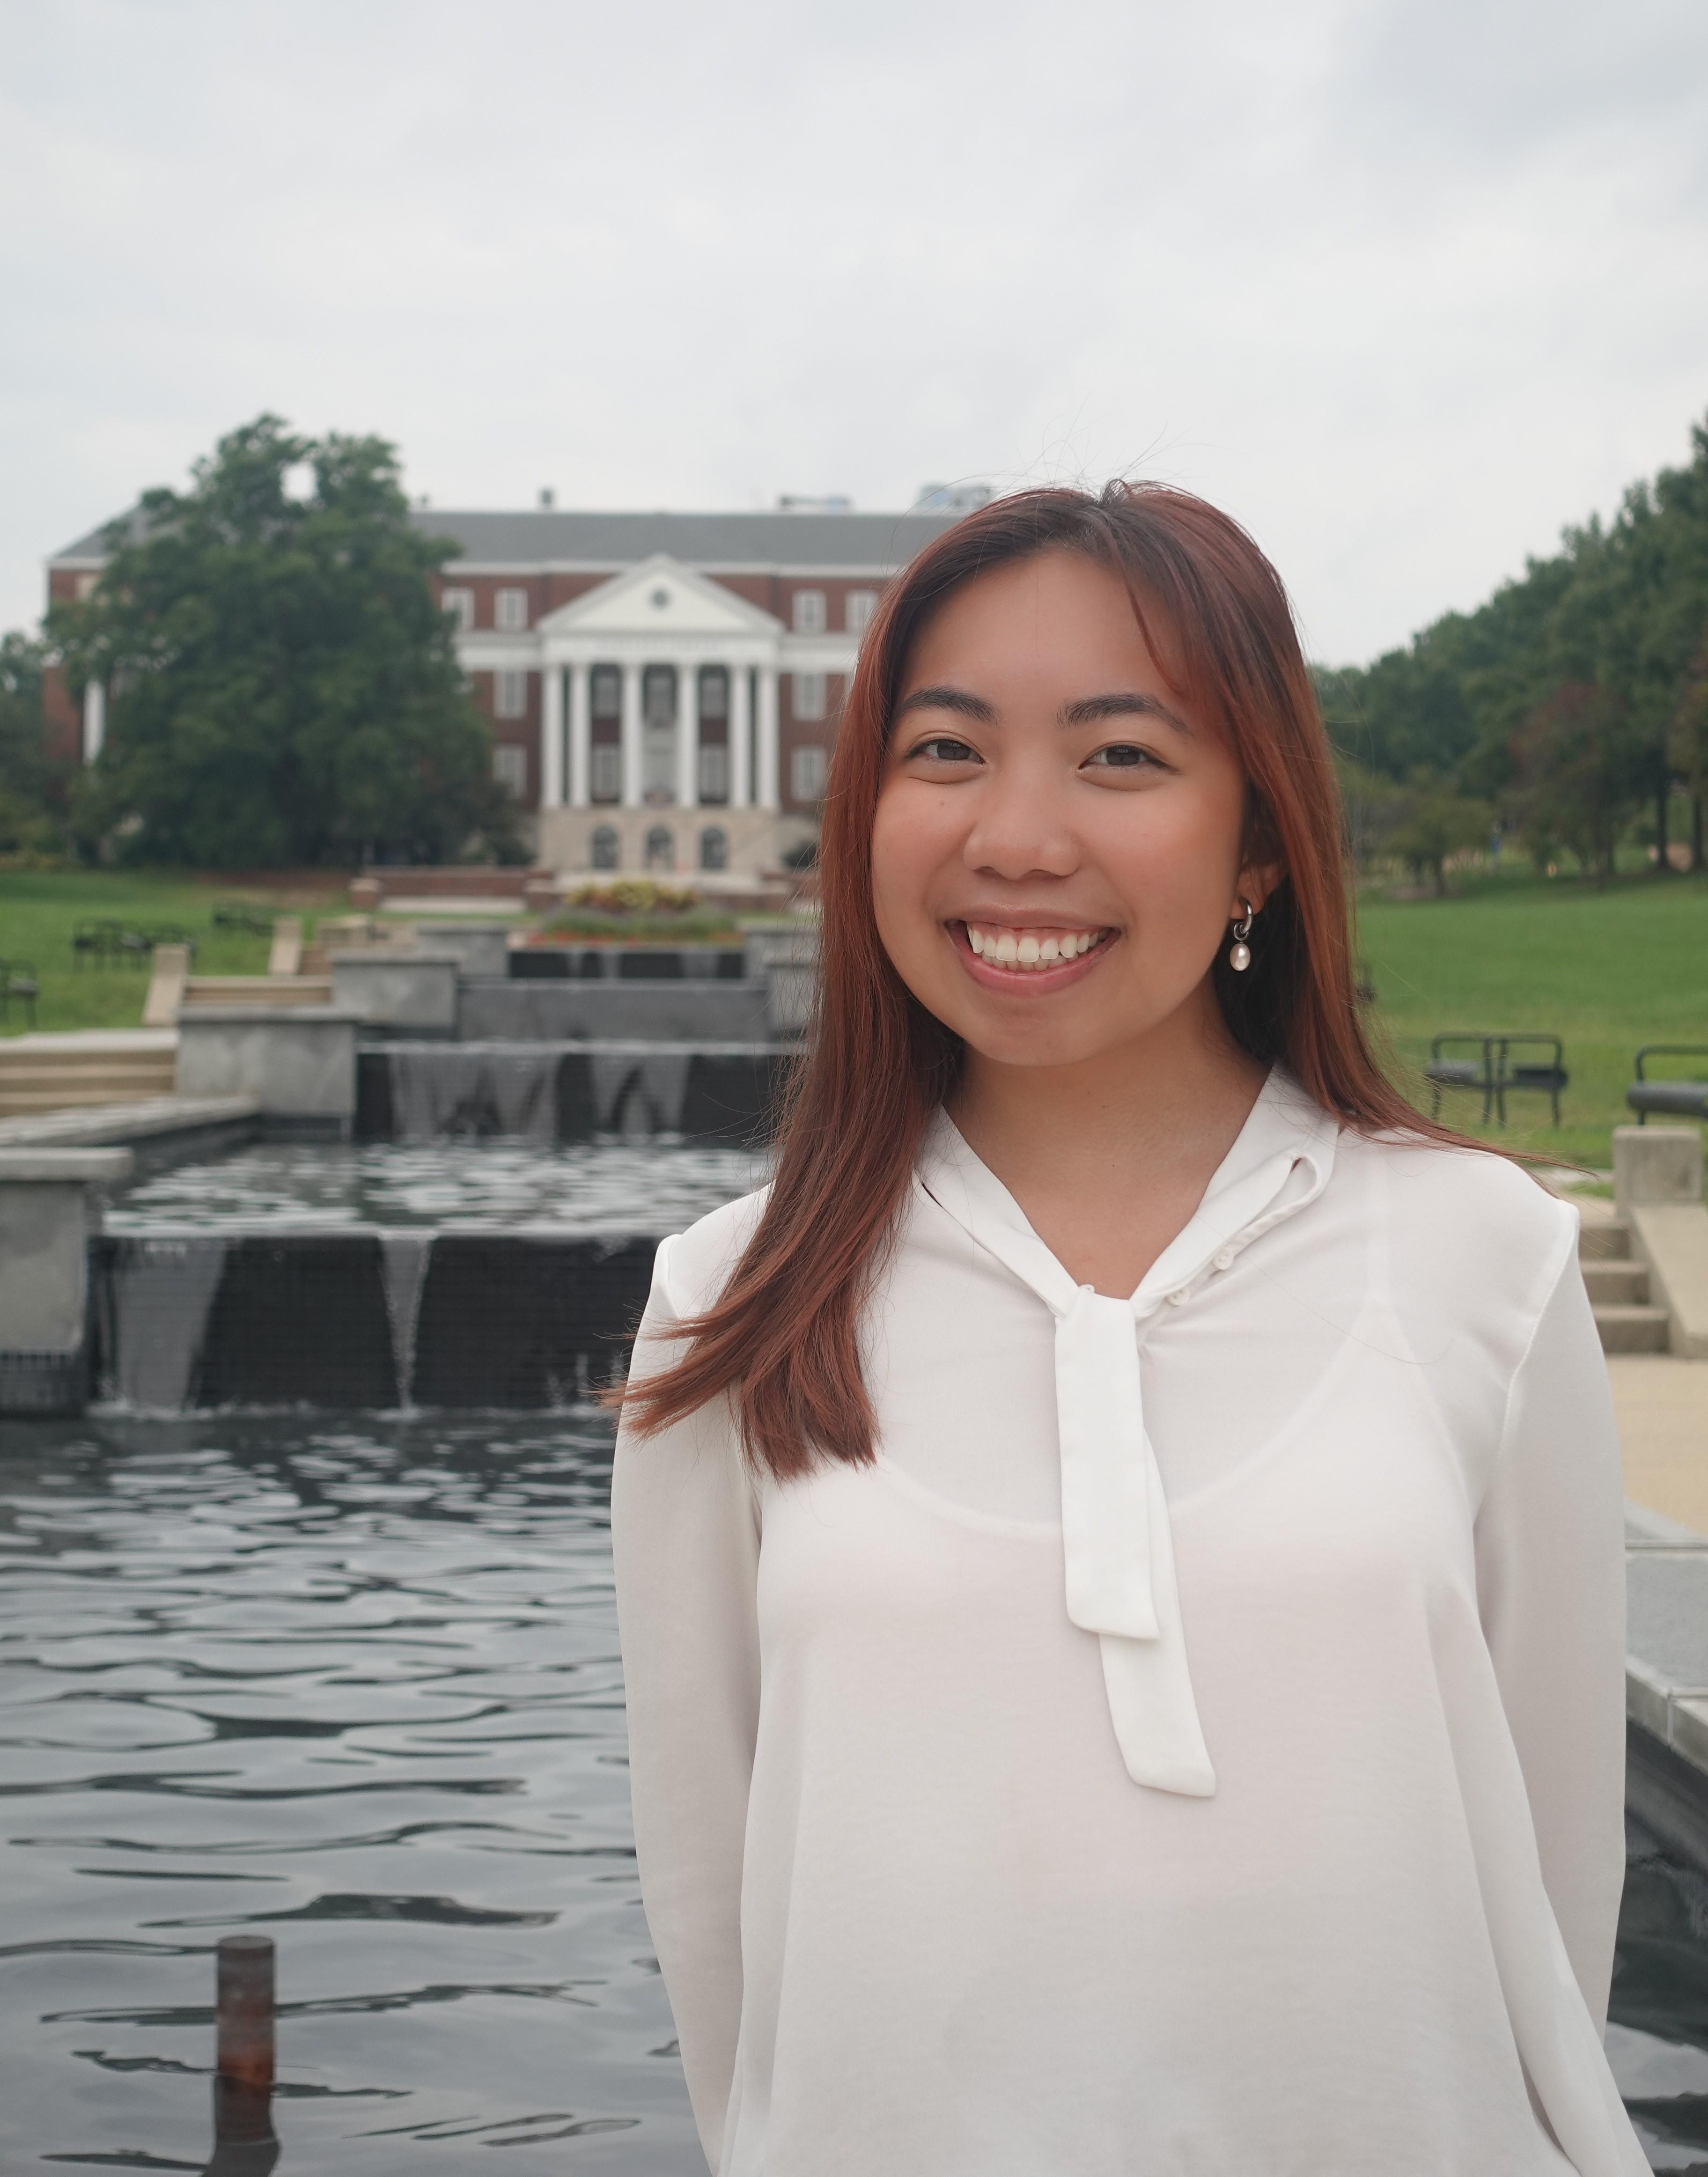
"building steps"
1577,1198,1671,1353
0,1032,177,1119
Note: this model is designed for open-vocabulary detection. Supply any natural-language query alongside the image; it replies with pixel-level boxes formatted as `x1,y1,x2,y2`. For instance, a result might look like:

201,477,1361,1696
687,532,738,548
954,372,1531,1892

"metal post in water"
206,1936,278,2174
216,1936,275,2089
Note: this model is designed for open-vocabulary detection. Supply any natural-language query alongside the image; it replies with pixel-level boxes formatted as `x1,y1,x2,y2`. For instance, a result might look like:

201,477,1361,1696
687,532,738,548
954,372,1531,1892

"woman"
612,485,1646,2176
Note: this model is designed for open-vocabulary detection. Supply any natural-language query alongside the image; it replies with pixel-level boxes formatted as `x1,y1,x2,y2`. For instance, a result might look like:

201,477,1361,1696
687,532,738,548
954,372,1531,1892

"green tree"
49,415,522,868
1509,684,1647,883
0,631,62,855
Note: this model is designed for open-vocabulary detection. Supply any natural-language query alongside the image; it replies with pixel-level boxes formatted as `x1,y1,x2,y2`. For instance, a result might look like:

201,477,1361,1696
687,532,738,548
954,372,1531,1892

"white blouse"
612,1070,1648,2176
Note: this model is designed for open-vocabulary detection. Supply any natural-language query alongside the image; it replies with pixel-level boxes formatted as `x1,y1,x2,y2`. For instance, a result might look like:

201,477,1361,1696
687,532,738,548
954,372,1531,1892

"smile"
955,921,1115,976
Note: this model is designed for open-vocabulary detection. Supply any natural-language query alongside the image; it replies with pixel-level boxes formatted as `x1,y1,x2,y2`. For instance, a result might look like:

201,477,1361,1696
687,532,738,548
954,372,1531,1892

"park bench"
1423,1033,1568,1126
70,920,196,969
1627,1047,1708,1124
0,959,38,1027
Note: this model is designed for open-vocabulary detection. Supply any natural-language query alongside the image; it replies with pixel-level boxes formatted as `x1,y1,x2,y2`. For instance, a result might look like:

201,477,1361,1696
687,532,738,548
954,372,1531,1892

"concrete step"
1597,1304,1671,1355
1584,1259,1650,1307
0,1043,177,1118
1578,1210,1631,1261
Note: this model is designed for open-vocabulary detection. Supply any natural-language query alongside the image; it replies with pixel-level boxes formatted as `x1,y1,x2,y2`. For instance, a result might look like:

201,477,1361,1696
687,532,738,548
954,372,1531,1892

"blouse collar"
916,1065,1340,1324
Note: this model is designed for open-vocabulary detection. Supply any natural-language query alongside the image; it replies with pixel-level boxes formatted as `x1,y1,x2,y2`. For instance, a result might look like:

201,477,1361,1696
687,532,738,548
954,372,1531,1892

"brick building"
43,500,973,877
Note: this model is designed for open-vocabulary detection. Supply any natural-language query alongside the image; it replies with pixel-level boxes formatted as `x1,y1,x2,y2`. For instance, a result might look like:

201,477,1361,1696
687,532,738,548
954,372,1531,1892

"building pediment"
538,554,782,640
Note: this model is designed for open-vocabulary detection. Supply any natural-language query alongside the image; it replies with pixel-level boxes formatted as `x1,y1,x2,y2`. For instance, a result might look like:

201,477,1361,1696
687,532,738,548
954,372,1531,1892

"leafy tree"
49,415,522,868
0,632,62,855
1508,684,1647,883
1385,773,1493,897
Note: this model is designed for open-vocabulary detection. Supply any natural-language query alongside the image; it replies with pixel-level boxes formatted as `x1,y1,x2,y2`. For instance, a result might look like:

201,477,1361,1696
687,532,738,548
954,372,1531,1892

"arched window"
699,825,728,872
645,824,676,871
591,824,620,871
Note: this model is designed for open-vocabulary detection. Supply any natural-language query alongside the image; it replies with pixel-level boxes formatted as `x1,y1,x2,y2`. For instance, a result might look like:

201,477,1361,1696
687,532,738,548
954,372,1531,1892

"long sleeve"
611,1236,761,2171
1475,1228,1629,2031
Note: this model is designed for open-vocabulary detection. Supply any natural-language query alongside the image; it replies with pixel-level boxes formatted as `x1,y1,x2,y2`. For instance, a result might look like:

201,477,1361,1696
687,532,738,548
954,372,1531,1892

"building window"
591,666,621,720
495,588,529,632
846,589,878,634
591,824,620,870
792,744,828,803
699,825,729,872
699,666,729,719
699,743,730,803
442,587,474,632
75,572,100,602
492,744,528,798
590,744,622,803
495,669,528,719
792,672,827,721
793,589,827,634
645,824,676,871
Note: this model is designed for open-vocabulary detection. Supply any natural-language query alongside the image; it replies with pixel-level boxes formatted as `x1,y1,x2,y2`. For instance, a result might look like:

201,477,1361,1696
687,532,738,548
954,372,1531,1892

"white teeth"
964,924,1104,970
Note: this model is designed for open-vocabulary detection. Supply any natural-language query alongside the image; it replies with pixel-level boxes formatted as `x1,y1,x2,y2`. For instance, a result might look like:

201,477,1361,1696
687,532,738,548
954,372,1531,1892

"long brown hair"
621,482,1463,1478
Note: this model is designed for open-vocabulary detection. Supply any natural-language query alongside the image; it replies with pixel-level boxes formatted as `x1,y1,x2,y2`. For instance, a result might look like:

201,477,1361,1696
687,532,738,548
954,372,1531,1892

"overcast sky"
3,0,1705,665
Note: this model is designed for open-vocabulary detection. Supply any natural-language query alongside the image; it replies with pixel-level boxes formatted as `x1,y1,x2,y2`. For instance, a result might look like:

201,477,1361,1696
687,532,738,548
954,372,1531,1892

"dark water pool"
2,1415,1706,2173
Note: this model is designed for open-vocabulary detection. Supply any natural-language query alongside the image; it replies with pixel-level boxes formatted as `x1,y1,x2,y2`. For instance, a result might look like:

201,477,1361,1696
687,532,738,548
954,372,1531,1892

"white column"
620,661,643,809
728,661,752,809
540,663,564,810
756,665,780,810
568,662,591,809
676,662,699,809
82,680,106,764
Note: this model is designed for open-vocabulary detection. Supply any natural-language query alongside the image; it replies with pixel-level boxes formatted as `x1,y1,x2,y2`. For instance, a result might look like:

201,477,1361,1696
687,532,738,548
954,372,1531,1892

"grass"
0,869,351,1037
1357,869,1708,1168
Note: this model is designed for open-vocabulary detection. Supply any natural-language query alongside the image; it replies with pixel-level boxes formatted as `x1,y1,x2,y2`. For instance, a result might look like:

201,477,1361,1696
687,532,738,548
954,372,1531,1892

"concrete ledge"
176,1008,360,1128
1625,1501,1708,1866
0,1095,259,1149
1631,1203,1708,1359
0,1148,132,1183
331,951,462,1036
1615,1123,1704,1214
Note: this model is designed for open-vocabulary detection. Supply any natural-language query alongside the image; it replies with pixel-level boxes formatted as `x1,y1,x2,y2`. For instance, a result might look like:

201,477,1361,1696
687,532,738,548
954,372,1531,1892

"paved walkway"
1612,1354,1708,1533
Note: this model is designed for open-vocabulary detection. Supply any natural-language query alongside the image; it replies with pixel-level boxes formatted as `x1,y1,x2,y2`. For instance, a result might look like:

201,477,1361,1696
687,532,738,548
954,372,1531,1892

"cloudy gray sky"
3,0,1705,664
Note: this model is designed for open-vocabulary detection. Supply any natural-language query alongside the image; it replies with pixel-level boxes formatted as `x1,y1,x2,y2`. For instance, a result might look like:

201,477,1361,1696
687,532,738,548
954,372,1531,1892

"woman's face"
871,550,1264,1074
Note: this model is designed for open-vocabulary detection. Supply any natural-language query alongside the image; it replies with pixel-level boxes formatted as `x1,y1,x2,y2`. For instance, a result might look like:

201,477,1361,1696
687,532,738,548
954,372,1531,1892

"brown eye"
1086,743,1161,772
914,737,980,764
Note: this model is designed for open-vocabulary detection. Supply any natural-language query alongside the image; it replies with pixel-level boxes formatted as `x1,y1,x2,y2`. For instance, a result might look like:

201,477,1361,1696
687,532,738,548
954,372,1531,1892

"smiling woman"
611,485,1648,2177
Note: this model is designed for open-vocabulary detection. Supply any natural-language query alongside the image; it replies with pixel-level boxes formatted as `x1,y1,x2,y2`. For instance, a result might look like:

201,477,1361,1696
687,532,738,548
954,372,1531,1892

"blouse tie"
917,1088,1339,1801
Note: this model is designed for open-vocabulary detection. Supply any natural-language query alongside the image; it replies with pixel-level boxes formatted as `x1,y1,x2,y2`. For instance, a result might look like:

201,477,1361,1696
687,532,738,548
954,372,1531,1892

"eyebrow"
892,684,1193,736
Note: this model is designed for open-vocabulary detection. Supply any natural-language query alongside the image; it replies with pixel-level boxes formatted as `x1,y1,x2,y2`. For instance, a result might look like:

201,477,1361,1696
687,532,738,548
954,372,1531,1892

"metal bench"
0,958,38,1027
1424,1033,1568,1126
1628,1047,1708,1124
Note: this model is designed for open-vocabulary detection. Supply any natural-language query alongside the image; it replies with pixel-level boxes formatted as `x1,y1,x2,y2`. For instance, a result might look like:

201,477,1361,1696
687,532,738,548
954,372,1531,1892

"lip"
946,919,1117,995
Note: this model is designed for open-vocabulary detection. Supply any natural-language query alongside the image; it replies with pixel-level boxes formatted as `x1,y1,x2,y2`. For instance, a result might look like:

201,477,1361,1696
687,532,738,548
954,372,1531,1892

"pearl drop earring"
1229,901,1254,972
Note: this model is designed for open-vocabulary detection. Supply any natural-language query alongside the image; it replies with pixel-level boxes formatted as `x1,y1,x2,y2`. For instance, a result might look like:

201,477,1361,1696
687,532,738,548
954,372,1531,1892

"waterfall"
95,1235,229,1410
590,1050,692,1139
379,1233,433,1409
386,1045,560,1142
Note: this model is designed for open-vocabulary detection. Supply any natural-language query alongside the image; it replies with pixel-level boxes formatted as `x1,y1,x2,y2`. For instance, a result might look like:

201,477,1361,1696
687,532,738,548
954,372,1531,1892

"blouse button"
1214,1249,1235,1271
1166,1288,1187,1306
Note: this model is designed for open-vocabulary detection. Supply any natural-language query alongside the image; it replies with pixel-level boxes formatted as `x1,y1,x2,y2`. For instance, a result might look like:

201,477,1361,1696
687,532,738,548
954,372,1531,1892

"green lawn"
0,870,350,1037
1357,871,1708,1168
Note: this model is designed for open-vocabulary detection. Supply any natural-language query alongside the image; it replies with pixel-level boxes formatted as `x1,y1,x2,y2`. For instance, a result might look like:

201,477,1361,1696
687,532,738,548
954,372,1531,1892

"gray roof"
51,505,964,571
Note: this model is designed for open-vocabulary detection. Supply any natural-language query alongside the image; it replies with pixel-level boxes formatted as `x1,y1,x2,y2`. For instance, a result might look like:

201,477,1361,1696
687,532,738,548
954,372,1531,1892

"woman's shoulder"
653,1184,773,1323
1338,1127,1579,1299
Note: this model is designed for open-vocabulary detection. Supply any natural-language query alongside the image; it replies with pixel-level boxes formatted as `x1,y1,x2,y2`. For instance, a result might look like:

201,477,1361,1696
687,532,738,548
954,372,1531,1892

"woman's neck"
947,986,1269,1298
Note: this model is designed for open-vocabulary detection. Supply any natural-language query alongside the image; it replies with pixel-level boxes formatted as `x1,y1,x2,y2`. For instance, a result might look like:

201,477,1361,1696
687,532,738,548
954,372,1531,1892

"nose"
961,758,1080,882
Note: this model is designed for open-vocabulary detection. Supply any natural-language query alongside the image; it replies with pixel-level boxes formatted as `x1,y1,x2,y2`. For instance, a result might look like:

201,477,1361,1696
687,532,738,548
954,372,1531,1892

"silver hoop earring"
1229,902,1254,973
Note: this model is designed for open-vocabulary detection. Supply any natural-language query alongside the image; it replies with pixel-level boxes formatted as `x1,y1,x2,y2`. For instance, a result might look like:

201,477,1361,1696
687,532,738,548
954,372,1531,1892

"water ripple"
0,1414,701,2174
